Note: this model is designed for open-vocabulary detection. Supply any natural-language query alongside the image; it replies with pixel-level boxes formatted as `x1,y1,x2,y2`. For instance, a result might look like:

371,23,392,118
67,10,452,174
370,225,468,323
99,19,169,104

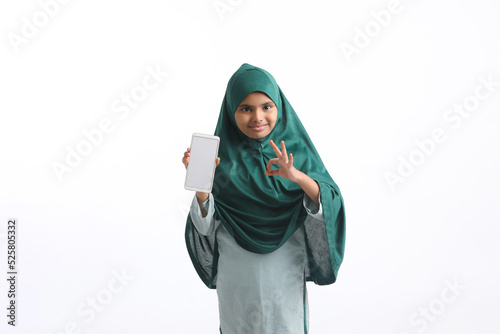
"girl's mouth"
249,124,268,131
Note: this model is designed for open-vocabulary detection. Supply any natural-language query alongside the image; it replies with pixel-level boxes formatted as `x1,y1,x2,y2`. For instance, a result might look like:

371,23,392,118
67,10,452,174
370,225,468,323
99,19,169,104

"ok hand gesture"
264,140,302,183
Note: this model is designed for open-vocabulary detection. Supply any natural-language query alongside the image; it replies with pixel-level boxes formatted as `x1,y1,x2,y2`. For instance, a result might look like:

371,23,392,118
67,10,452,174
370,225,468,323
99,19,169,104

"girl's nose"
252,109,263,122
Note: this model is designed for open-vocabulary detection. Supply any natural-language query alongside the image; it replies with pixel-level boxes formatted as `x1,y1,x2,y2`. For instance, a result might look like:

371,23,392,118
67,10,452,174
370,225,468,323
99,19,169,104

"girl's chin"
245,131,270,139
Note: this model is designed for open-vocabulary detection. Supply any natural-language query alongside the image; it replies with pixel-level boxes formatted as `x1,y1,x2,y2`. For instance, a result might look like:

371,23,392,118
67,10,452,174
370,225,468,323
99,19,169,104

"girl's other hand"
264,140,301,183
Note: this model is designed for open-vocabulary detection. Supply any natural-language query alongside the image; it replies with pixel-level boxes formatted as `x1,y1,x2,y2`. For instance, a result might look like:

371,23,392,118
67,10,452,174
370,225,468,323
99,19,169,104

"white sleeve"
302,191,324,221
189,192,220,236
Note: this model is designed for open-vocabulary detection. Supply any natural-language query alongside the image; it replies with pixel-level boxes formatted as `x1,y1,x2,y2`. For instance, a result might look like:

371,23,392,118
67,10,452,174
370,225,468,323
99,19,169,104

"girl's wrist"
291,168,304,184
196,192,209,218
294,170,320,206
196,191,209,203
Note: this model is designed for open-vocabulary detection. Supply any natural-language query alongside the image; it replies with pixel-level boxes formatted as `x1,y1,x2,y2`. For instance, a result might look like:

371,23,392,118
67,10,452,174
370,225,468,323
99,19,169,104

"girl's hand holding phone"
182,147,221,170
182,147,221,205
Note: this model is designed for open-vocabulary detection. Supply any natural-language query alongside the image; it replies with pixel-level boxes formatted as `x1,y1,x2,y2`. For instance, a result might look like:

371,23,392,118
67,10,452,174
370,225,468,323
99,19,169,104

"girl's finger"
289,153,293,165
281,141,288,162
266,158,279,171
269,140,282,158
265,168,279,176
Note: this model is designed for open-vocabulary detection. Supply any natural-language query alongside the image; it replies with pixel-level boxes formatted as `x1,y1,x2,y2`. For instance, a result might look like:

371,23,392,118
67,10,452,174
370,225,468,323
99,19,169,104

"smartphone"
184,133,220,193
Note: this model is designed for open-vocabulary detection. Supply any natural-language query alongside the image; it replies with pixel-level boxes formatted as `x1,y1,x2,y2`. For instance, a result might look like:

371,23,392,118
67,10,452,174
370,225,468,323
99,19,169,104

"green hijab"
185,63,345,288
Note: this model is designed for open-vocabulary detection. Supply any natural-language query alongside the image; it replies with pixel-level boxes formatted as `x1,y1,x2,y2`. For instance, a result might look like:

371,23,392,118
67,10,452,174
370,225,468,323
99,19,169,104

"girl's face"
234,91,278,139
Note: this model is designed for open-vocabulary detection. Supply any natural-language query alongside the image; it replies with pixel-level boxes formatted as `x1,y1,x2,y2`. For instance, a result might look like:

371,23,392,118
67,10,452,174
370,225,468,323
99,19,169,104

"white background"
1,0,500,333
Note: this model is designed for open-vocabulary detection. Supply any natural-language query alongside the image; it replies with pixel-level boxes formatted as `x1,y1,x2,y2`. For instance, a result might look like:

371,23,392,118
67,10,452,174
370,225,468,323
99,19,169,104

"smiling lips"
249,124,268,131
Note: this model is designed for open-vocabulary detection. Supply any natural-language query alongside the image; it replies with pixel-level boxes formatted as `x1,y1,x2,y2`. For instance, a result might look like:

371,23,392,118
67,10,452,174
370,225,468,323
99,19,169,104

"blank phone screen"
184,134,219,192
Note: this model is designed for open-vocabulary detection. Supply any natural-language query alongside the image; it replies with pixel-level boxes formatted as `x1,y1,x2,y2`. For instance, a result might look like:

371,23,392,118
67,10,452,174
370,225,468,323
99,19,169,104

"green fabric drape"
185,63,346,288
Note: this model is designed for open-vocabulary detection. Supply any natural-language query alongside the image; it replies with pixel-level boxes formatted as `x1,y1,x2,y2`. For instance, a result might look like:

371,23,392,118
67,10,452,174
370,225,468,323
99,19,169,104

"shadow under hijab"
185,63,346,288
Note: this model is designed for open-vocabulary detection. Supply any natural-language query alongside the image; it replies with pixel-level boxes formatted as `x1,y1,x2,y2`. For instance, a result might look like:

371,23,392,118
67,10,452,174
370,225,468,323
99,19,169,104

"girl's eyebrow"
238,101,275,108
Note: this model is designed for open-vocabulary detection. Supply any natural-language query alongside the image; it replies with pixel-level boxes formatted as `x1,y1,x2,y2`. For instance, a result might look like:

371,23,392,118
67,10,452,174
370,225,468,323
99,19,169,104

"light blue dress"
189,192,324,334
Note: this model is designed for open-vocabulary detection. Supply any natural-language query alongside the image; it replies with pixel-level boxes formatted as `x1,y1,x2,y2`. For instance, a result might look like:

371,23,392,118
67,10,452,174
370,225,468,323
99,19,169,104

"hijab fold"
185,63,346,287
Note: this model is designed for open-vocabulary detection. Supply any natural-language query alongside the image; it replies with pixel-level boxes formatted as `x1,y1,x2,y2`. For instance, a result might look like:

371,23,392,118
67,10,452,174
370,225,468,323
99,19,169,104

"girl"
182,63,345,333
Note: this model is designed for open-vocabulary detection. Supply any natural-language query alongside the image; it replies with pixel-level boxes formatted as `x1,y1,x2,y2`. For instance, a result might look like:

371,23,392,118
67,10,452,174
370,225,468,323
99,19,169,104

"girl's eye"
263,105,272,110
241,107,251,112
